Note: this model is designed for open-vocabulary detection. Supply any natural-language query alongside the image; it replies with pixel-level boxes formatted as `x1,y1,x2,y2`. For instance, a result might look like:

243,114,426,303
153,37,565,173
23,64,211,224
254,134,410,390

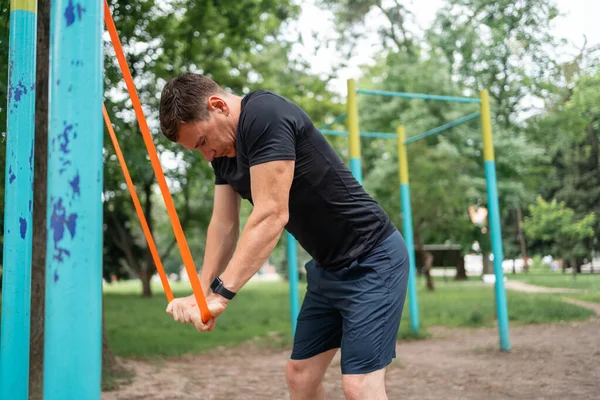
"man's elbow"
266,207,289,231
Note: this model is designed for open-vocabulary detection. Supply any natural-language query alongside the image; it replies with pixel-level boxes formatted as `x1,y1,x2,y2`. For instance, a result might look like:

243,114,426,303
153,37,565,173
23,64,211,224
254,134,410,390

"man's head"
159,73,240,162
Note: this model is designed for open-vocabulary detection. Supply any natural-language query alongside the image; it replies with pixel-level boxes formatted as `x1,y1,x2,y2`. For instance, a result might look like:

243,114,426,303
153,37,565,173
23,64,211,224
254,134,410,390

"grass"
507,271,600,291
565,293,600,304
103,278,596,359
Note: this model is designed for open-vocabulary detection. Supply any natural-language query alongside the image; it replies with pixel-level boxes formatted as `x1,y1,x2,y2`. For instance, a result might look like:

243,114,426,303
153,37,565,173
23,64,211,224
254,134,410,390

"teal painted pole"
286,231,300,334
480,90,510,351
320,129,397,139
356,88,481,104
1,1,37,398
44,0,104,398
404,112,481,145
397,127,419,333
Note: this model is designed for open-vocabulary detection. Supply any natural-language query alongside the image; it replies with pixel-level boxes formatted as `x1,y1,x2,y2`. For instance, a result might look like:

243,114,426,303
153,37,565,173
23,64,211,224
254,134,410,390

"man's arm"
219,160,294,292
199,184,241,294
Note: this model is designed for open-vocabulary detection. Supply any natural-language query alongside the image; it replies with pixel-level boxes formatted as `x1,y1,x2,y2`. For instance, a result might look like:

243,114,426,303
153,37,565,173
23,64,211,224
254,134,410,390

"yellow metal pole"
346,79,362,183
480,89,510,351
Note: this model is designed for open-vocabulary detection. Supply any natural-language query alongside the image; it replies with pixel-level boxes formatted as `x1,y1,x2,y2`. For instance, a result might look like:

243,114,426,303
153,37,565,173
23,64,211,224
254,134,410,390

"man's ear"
208,95,229,115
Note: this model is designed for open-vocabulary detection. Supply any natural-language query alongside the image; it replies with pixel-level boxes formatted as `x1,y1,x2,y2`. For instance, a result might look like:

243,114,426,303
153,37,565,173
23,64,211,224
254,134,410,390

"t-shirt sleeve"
241,95,298,167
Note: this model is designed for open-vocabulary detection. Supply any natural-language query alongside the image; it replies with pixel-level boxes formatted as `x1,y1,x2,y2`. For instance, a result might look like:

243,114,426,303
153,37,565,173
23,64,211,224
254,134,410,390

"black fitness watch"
210,277,236,300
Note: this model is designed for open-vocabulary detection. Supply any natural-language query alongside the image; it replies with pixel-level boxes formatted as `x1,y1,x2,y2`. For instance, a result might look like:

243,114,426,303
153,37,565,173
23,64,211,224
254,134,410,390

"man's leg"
286,348,338,400
323,230,409,400
288,260,342,399
342,368,387,400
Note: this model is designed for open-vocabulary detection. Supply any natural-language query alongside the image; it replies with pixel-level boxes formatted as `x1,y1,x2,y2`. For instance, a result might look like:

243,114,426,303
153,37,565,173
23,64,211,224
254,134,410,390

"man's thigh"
290,260,343,361
324,230,410,375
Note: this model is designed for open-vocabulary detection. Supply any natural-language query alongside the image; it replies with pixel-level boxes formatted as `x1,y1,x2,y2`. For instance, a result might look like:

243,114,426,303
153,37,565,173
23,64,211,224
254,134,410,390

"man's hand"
184,293,229,332
166,295,198,323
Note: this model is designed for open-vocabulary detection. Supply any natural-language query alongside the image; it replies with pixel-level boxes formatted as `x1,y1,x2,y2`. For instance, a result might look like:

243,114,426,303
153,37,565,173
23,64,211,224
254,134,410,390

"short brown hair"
159,73,223,142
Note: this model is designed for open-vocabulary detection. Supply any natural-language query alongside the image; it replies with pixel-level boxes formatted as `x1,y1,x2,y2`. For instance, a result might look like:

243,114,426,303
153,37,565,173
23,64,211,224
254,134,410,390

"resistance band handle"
104,0,212,323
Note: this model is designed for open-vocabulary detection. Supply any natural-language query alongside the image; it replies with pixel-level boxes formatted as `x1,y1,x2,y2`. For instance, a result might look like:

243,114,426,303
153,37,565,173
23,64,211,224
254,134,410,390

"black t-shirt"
211,90,396,269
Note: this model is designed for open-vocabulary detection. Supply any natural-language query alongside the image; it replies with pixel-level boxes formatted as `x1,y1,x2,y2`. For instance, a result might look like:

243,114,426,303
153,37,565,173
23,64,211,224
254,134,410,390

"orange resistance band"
103,104,174,303
104,0,211,323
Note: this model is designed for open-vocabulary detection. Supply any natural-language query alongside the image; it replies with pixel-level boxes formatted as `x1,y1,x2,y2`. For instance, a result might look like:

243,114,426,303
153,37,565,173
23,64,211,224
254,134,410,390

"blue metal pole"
44,0,104,398
356,88,481,104
397,127,419,333
318,112,347,130
404,112,481,145
286,231,300,335
1,1,37,398
480,90,511,351
320,129,397,139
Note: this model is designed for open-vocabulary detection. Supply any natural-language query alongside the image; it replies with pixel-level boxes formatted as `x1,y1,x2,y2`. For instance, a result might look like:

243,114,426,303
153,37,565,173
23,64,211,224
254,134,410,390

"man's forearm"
219,210,287,292
199,220,239,294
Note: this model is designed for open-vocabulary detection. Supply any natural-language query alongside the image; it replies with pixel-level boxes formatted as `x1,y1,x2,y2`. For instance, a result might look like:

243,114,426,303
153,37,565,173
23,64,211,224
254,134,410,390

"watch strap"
210,277,236,300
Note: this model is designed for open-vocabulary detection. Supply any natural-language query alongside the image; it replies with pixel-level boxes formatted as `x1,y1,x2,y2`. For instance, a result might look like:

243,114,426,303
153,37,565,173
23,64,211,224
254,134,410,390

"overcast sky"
286,0,600,94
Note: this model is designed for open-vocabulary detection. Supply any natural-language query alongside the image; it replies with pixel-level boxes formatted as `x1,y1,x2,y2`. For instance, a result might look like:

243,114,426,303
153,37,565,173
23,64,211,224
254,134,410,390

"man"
160,72,409,400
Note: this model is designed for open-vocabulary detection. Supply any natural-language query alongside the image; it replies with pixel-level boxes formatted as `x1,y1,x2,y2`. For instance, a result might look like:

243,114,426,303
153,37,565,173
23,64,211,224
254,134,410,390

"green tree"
522,196,596,271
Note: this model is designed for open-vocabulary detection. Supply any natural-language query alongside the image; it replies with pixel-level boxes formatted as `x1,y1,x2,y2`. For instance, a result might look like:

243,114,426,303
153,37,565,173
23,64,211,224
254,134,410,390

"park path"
504,279,585,294
103,308,600,400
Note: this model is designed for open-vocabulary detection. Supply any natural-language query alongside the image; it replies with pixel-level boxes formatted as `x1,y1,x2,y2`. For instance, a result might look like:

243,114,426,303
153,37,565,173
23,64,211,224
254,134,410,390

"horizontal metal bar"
318,113,347,130
357,89,481,104
404,112,481,145
320,129,397,139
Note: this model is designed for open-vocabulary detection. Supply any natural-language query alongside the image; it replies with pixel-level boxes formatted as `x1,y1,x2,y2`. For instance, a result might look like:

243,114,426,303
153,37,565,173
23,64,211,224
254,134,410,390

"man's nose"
200,148,215,162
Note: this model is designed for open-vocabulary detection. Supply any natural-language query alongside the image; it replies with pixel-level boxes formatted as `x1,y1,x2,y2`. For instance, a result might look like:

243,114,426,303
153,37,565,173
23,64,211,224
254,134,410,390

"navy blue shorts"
290,229,409,375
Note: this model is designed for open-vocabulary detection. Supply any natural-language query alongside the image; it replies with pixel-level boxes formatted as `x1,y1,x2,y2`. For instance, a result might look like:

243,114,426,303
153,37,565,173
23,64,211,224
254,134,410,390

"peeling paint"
50,197,77,262
19,218,27,239
8,166,16,184
64,0,86,27
69,174,80,197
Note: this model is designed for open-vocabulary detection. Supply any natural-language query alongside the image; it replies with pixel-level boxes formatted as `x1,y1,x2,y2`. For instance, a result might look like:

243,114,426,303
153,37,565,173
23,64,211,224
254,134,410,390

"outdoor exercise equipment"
286,80,511,352
1,1,211,398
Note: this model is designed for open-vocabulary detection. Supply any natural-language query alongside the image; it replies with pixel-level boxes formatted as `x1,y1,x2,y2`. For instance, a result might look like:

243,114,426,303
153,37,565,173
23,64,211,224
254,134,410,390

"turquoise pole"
356,89,481,104
1,2,37,398
404,112,481,145
400,184,420,333
286,231,300,334
480,89,510,351
397,126,419,333
44,0,104,398
484,162,511,351
349,158,363,184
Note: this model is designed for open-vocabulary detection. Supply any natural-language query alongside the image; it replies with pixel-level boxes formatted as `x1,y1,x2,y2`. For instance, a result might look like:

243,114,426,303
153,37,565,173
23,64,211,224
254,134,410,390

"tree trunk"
29,2,50,396
482,252,493,275
422,250,435,291
140,269,152,298
141,180,154,297
455,255,468,280
516,205,529,272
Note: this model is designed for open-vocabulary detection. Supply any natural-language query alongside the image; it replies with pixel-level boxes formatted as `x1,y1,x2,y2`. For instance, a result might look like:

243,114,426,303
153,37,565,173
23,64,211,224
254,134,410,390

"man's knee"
342,369,387,400
286,359,322,392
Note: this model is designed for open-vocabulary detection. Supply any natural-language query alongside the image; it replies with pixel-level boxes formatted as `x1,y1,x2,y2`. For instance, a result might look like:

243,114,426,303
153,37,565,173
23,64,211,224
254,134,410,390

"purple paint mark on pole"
76,3,86,20
69,174,81,197
54,270,59,283
29,200,33,212
56,79,61,85
8,166,16,184
19,218,27,239
11,81,28,109
29,146,34,167
64,0,86,26
59,123,74,154
50,198,77,262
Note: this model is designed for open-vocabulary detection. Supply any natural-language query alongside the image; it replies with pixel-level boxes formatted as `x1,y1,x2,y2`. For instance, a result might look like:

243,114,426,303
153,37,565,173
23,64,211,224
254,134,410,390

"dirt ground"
103,299,600,400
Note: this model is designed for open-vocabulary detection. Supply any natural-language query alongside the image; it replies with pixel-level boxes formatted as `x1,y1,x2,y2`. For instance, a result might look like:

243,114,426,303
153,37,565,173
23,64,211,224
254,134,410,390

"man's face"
177,96,236,162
